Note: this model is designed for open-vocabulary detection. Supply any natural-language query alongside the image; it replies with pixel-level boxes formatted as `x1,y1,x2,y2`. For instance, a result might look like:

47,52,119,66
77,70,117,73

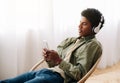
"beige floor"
85,61,120,83
92,61,120,75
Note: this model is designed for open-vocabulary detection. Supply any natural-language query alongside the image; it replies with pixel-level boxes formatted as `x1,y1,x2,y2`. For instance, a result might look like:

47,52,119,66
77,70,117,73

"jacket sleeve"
58,41,102,80
46,38,75,67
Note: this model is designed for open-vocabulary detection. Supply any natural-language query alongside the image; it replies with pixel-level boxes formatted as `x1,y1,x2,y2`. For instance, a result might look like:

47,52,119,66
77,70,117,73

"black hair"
81,8,105,30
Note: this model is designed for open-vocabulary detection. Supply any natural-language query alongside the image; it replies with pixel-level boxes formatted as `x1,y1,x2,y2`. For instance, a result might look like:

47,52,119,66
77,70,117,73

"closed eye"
82,22,87,25
80,21,87,25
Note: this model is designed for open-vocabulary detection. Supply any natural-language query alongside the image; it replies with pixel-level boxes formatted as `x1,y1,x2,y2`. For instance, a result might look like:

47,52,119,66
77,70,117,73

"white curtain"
0,0,54,80
0,0,120,80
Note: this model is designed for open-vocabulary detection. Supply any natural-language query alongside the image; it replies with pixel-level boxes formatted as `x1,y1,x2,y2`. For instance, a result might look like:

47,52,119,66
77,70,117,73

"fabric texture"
48,39,81,79
47,35,102,83
0,35,102,83
0,69,64,83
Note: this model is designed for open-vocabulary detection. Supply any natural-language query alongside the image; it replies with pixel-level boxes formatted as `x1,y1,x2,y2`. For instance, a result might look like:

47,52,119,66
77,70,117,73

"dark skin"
42,16,94,65
78,16,94,37
42,49,62,65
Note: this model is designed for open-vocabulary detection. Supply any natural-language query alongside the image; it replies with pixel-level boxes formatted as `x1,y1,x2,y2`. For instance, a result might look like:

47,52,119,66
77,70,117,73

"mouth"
79,29,82,33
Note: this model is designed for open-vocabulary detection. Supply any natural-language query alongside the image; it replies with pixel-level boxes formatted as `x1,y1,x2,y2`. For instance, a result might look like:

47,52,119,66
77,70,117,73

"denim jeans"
0,69,64,83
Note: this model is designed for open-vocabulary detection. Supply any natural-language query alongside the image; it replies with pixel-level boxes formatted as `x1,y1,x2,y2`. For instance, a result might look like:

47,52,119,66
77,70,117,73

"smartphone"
42,40,49,49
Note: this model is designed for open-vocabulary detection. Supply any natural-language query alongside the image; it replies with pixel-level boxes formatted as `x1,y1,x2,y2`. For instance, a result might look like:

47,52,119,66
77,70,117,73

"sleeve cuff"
59,60,70,70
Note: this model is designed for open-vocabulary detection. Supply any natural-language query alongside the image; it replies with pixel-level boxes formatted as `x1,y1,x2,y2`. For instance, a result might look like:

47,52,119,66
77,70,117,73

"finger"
42,53,48,57
44,49,51,55
42,50,46,54
42,48,50,54
43,48,49,51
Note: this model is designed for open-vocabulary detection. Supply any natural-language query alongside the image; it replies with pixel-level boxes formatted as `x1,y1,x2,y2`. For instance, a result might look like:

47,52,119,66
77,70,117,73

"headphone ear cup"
93,22,102,34
92,16,104,34
93,26,100,33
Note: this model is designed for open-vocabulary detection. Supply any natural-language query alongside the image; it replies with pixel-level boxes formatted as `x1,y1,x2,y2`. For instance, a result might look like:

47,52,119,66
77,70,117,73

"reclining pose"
0,8,105,83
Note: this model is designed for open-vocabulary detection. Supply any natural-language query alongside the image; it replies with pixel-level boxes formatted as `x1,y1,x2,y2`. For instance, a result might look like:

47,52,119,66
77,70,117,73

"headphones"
93,16,104,33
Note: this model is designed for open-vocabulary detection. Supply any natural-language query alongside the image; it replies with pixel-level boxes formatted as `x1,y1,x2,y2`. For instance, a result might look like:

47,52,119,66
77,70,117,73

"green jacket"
47,35,102,83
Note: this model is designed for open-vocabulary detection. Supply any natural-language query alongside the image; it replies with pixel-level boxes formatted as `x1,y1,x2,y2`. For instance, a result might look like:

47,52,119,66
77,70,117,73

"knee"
37,76,46,81
25,76,47,83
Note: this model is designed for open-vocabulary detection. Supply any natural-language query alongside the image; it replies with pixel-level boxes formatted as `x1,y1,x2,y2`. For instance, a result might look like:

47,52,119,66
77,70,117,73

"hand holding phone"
42,40,49,60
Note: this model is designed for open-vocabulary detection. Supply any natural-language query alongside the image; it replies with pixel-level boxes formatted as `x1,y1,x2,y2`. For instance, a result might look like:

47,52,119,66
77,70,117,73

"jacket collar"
78,35,95,41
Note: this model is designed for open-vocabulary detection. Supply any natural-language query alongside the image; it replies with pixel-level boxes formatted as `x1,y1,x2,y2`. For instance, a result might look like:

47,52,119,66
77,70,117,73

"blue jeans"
0,69,64,83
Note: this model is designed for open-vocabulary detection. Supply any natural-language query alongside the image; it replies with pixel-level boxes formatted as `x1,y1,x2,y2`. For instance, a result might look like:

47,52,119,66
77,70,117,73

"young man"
0,8,105,83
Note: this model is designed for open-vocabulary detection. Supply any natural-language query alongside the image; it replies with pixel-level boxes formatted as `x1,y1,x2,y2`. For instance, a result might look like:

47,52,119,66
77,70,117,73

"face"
78,16,93,37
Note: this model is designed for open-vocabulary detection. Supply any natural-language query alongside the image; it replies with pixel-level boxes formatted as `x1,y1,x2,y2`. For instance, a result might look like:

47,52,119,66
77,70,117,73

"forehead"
80,16,91,23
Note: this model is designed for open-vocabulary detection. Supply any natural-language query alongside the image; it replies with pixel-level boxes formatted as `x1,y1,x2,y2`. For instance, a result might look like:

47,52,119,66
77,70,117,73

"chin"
79,33,81,37
79,33,83,37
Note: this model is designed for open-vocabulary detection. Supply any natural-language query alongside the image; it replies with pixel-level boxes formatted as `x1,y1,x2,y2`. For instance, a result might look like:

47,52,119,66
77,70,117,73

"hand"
42,48,51,61
42,48,62,65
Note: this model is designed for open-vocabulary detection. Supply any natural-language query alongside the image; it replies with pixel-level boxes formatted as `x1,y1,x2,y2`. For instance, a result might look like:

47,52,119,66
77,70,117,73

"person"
0,8,105,83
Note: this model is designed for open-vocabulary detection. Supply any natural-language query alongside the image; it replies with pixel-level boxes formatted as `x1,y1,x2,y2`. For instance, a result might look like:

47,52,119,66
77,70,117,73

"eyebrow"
80,21,87,24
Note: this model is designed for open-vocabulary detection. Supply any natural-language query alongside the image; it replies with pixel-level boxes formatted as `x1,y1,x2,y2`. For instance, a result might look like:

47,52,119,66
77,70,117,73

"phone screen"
42,40,49,49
